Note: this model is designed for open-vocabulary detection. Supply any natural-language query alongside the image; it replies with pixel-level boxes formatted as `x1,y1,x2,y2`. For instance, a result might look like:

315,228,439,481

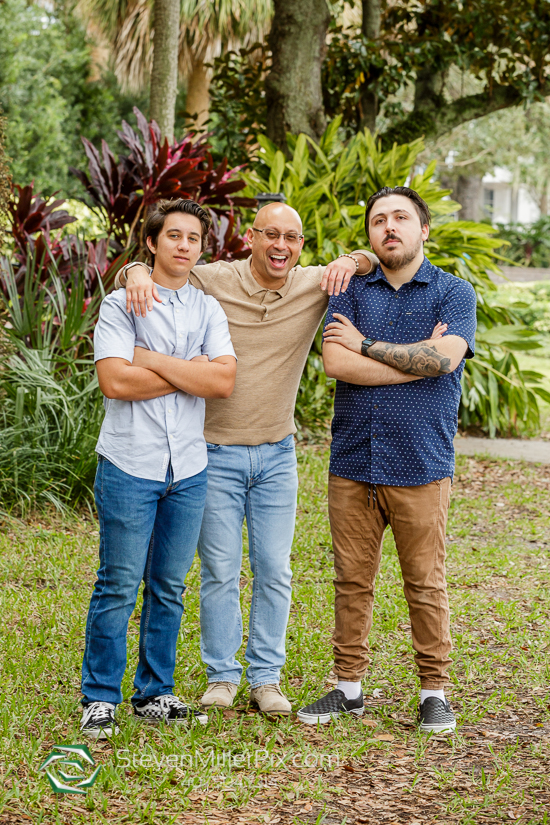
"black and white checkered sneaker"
80,701,119,739
297,689,364,725
418,697,456,733
133,694,208,726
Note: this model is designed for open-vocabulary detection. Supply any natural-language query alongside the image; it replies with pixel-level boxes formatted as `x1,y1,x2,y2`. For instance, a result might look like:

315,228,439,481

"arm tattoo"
367,341,452,377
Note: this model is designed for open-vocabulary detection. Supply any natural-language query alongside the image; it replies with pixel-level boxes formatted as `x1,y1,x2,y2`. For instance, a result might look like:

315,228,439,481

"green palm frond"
78,0,272,92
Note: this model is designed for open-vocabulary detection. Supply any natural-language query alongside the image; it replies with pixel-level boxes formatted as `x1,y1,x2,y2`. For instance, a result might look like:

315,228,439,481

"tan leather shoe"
249,684,292,716
200,681,238,709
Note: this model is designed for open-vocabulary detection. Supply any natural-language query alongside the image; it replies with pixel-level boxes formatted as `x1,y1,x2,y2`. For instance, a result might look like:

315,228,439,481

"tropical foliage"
78,0,271,124
0,255,104,513
0,109,256,511
496,217,550,268
244,118,550,437
70,106,255,252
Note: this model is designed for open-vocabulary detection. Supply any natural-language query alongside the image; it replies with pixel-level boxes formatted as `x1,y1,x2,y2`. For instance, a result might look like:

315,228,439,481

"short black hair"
144,198,211,251
364,187,431,238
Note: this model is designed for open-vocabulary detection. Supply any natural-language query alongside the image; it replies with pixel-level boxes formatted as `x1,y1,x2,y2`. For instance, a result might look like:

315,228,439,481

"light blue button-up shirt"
94,282,236,482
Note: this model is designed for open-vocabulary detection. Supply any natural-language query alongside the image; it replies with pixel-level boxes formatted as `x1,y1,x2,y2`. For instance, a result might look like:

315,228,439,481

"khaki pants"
328,473,452,689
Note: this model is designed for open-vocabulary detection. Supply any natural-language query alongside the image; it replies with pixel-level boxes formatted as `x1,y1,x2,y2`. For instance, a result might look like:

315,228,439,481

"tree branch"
379,82,527,149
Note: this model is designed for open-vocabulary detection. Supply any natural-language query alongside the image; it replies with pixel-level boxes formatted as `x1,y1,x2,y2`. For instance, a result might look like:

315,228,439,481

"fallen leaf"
375,733,395,741
362,719,377,728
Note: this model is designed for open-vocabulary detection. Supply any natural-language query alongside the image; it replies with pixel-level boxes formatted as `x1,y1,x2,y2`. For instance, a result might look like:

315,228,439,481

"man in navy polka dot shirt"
297,187,477,733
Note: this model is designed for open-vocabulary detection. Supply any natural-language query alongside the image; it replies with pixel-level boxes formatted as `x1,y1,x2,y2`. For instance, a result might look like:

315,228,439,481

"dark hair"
364,187,431,237
144,199,211,254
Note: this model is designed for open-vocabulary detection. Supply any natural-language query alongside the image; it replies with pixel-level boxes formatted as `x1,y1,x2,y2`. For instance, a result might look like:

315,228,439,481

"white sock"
420,688,445,704
337,680,362,700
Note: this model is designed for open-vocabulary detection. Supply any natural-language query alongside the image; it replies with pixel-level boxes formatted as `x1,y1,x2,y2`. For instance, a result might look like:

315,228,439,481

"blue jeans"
198,435,298,687
81,456,207,706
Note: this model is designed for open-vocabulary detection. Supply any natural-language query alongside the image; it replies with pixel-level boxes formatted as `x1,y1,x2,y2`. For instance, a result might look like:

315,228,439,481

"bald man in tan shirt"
115,201,377,715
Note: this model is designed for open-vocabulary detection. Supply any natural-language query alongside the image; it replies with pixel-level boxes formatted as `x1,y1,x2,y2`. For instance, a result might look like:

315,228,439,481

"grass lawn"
1,447,550,825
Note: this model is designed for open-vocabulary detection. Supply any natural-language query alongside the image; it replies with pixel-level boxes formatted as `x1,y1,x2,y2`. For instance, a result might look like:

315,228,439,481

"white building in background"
482,167,540,226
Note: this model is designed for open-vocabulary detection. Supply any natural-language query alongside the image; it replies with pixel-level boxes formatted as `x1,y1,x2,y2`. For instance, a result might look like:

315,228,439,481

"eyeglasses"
252,227,304,245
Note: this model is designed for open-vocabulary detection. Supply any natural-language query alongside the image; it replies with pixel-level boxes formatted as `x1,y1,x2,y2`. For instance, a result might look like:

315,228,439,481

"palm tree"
0,108,11,219
80,0,272,131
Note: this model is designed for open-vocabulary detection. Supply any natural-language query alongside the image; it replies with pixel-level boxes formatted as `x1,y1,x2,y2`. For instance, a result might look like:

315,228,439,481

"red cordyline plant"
2,110,255,301
70,107,256,255
3,183,128,296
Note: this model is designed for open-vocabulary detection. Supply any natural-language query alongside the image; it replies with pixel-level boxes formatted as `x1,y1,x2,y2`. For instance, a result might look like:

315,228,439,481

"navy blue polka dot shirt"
325,256,477,486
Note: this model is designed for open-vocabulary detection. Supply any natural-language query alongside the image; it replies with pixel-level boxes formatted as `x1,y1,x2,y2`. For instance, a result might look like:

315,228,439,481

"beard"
375,233,423,271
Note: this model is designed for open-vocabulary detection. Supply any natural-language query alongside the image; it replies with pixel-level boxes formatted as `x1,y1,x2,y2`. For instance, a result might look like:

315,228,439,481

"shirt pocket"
181,324,207,359
399,309,439,341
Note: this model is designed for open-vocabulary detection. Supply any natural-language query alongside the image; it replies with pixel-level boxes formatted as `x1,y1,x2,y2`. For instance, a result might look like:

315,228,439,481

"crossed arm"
96,351,237,401
323,314,468,386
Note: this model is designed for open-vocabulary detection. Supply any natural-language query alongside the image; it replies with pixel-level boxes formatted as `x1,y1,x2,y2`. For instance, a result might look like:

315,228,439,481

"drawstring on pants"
367,483,377,508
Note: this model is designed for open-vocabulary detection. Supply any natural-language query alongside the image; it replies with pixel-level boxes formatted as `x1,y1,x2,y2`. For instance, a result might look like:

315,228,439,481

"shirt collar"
366,256,434,286
155,280,190,306
241,255,292,298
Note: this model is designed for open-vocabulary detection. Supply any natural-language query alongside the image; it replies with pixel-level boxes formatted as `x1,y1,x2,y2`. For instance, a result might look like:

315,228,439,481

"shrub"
70,107,256,255
496,218,550,268
0,255,104,513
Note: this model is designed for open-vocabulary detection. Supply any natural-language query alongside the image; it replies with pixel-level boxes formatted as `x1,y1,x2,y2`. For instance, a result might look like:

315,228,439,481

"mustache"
383,234,400,244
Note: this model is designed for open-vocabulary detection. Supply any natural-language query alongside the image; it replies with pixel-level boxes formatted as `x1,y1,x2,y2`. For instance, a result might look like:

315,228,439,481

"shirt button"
374,404,378,409
388,321,393,326
175,309,180,314
168,408,173,414
178,334,183,338
373,433,377,438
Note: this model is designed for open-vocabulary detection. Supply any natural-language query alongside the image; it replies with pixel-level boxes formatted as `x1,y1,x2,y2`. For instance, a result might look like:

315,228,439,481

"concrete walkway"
454,436,550,464
490,265,550,284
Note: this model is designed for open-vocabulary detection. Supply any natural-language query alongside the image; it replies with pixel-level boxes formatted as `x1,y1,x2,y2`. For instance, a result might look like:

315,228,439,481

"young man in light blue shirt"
80,199,237,738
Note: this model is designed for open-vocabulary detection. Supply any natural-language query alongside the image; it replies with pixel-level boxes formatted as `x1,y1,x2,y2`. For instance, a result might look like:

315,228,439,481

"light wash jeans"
198,435,298,687
81,456,207,706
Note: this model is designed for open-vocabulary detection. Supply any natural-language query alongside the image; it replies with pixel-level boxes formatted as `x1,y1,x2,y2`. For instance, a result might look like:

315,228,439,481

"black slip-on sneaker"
133,694,208,726
80,701,119,739
418,697,456,733
297,689,364,725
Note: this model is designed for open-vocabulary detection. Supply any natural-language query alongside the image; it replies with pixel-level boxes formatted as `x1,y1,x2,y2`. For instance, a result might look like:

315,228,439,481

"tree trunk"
186,59,210,132
149,0,180,142
455,175,482,222
539,177,548,215
265,0,330,151
359,0,381,132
